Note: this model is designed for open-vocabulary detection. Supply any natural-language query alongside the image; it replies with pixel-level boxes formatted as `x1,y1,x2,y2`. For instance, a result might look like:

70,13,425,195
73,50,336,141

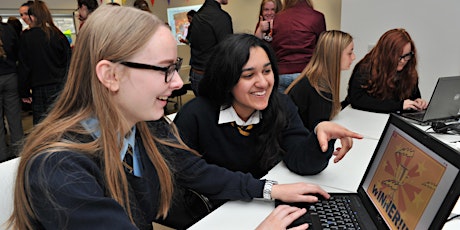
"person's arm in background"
17,31,32,103
312,12,326,40
254,17,271,40
408,84,428,110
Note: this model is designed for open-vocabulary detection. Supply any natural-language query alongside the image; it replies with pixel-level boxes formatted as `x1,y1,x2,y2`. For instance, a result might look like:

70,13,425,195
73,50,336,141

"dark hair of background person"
27,0,62,40
133,0,152,12
199,33,287,168
7,17,23,37
187,9,196,18
77,0,99,13
357,28,418,100
21,1,34,7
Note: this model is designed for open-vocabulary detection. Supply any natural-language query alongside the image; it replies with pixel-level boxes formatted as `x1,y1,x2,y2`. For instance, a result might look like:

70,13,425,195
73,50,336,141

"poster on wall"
167,5,201,45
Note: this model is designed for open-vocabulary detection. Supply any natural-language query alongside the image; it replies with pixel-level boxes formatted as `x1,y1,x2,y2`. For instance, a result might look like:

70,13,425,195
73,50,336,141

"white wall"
341,0,460,101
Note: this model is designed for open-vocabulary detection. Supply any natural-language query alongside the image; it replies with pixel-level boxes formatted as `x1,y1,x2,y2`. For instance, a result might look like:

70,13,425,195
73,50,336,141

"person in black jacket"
18,0,71,125
0,21,24,162
9,6,335,230
188,0,233,95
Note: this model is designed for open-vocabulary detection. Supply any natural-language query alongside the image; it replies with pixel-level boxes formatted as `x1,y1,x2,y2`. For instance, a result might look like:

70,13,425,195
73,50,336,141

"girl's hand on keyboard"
256,205,308,230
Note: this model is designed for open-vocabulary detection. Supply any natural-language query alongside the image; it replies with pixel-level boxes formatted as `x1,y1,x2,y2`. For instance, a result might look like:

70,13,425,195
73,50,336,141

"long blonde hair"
10,6,191,229
286,30,353,119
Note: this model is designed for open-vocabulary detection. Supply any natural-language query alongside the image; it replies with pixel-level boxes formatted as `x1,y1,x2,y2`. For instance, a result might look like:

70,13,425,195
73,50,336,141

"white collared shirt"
218,106,261,126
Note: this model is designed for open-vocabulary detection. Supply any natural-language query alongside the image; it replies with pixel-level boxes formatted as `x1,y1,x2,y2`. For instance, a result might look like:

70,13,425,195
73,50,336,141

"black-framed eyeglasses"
119,57,183,83
399,51,414,62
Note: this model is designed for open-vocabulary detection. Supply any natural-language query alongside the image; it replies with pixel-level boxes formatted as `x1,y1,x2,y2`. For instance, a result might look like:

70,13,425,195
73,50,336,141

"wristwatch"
263,180,278,200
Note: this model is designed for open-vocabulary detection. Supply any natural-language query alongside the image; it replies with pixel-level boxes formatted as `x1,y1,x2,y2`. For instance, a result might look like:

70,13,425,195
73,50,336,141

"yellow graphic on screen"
368,131,446,230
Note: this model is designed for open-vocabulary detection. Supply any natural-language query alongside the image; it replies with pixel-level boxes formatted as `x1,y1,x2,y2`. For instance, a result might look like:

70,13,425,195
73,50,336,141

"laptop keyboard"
308,196,362,230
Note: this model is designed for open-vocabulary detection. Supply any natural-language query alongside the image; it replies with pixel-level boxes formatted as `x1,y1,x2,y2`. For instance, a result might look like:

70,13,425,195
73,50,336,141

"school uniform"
26,120,263,230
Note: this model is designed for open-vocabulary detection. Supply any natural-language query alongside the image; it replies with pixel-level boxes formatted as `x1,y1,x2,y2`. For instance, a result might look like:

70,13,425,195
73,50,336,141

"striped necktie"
123,144,134,174
231,122,253,136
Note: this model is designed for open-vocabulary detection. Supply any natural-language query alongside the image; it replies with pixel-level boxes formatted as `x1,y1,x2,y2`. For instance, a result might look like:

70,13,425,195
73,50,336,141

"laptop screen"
422,76,460,122
361,115,459,229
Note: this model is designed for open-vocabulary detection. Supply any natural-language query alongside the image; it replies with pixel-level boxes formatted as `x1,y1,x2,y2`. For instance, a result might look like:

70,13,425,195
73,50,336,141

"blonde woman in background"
254,0,282,42
286,30,355,131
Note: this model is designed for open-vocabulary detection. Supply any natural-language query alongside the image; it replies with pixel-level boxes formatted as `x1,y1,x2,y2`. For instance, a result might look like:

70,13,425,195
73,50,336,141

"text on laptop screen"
362,124,458,229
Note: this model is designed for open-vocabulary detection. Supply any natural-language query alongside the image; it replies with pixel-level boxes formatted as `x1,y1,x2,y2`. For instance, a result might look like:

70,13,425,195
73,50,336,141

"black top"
174,93,335,179
0,23,19,75
188,0,233,71
346,62,422,113
18,27,71,97
26,120,264,230
288,77,332,131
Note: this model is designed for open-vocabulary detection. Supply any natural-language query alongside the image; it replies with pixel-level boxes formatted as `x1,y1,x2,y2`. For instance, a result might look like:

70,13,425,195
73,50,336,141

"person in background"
271,0,326,92
133,0,152,12
285,30,355,131
254,0,281,42
19,1,34,30
179,10,196,45
345,28,428,113
9,6,332,230
171,33,362,229
188,0,233,96
0,20,24,162
18,0,71,125
186,9,196,23
77,0,99,29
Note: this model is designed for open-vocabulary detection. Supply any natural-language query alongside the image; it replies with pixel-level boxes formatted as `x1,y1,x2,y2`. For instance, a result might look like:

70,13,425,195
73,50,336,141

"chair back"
0,158,19,230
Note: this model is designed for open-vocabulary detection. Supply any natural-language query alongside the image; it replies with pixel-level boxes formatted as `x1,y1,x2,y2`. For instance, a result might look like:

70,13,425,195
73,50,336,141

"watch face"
263,35,272,42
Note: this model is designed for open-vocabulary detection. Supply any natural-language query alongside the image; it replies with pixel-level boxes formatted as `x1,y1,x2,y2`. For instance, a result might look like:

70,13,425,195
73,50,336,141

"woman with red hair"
346,28,428,113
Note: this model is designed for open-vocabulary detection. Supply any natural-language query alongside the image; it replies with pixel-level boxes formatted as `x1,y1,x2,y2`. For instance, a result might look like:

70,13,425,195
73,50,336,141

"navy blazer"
26,120,263,229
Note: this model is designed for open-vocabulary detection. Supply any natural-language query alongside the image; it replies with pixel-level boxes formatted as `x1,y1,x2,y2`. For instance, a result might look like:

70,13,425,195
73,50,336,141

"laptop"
276,114,460,229
401,76,460,124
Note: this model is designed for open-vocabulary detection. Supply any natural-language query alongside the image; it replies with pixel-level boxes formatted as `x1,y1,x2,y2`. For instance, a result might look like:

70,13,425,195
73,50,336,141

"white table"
265,138,379,193
189,108,460,229
410,122,460,151
332,106,389,140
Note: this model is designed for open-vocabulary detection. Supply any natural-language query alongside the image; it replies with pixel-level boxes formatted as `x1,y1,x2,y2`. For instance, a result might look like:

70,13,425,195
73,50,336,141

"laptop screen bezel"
356,114,460,229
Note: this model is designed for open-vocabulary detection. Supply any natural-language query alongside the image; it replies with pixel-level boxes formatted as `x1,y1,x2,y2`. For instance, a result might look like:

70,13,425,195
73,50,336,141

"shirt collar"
218,106,261,126
80,117,136,161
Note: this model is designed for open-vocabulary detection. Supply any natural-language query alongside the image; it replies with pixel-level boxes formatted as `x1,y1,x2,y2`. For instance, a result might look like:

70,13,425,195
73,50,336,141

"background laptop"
277,114,460,229
401,76,460,123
